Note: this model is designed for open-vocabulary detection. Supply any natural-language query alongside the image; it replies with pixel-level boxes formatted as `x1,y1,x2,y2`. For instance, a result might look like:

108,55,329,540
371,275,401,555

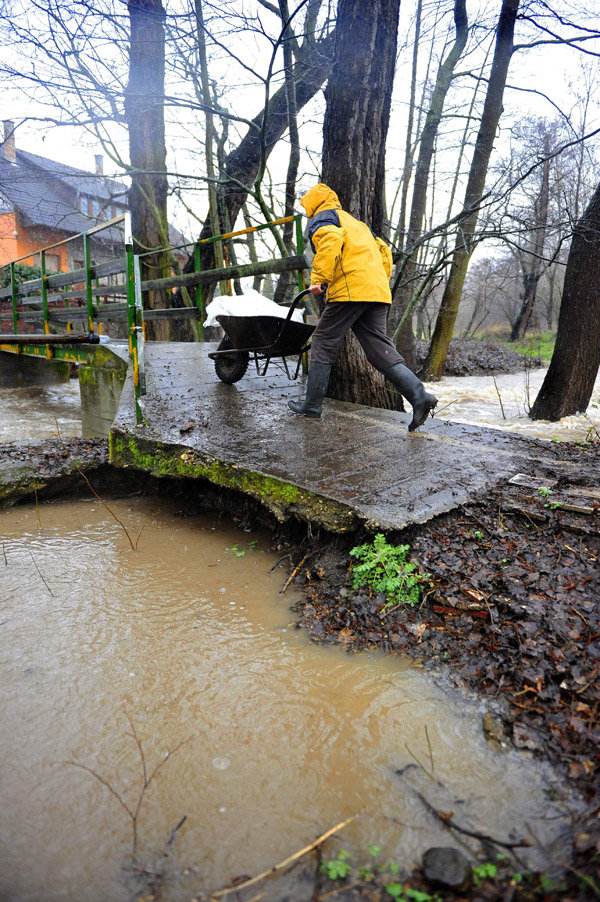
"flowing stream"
0,497,578,902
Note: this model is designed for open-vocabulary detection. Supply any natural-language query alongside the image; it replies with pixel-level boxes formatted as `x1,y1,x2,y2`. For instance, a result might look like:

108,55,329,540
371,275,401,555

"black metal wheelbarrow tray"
208,287,315,384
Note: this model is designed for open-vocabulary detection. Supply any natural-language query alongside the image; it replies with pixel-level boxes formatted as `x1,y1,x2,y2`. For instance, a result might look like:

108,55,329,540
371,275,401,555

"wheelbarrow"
208,287,316,384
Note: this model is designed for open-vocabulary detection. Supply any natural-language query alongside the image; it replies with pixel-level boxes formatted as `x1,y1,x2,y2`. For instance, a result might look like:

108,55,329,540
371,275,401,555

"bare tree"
421,0,520,381
389,0,468,369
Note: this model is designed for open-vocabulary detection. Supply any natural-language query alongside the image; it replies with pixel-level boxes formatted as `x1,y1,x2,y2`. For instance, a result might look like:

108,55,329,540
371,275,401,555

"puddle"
0,497,577,901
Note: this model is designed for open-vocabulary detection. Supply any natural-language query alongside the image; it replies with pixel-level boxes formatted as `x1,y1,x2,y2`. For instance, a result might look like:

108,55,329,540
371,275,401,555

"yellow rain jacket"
300,183,393,304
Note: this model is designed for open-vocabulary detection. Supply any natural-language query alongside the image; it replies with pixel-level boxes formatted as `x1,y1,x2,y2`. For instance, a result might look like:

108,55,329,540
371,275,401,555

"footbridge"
1,215,572,534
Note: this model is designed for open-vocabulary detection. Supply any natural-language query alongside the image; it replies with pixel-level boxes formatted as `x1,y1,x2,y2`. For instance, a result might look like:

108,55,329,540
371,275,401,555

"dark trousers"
309,301,405,376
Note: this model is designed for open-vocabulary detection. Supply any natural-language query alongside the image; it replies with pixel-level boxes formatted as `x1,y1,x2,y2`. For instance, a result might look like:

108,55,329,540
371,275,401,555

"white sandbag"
203,289,304,328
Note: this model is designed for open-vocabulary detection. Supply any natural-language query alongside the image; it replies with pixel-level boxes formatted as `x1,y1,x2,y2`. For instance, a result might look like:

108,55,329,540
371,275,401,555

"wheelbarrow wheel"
214,337,250,384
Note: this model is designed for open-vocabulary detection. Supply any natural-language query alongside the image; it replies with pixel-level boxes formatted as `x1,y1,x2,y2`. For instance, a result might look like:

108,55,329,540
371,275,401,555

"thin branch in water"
492,375,506,419
53,418,145,551
65,701,193,856
29,548,54,596
404,741,435,781
210,811,362,898
425,724,434,776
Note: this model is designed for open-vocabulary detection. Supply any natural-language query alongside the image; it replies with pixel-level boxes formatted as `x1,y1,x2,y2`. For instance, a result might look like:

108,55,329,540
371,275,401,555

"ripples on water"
0,382,82,443
0,498,578,902
426,367,600,441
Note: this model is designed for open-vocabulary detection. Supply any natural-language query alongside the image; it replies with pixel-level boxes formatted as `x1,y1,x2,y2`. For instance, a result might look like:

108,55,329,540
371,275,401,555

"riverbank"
1,435,598,901
290,436,600,901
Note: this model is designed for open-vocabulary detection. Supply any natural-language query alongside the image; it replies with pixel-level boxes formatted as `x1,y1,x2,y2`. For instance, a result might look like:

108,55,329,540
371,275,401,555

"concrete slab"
110,342,578,533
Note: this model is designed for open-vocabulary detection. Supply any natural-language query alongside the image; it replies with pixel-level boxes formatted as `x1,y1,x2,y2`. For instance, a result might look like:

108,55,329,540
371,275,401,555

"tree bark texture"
321,0,402,410
530,181,600,421
321,0,398,234
125,0,171,341
421,0,519,380
390,0,468,369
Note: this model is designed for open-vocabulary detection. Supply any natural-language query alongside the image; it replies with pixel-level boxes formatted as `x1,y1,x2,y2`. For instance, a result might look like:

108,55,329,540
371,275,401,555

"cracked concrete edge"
109,427,361,534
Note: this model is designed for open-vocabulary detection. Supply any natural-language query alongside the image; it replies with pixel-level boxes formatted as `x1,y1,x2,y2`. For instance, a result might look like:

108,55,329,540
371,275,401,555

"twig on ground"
279,550,319,594
210,812,362,898
413,787,531,854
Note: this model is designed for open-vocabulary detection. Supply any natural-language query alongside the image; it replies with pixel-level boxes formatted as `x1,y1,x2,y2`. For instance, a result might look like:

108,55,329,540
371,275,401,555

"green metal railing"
0,212,307,427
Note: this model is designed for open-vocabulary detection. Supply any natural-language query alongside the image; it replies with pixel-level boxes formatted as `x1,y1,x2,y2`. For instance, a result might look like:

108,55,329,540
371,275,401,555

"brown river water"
0,496,579,902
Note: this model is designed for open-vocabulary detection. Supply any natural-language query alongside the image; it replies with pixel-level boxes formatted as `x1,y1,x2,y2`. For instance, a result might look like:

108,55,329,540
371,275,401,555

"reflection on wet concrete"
0,497,578,902
112,344,589,533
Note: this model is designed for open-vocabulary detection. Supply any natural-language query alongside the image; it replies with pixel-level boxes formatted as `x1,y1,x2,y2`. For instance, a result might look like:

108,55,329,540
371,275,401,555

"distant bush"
1,262,43,289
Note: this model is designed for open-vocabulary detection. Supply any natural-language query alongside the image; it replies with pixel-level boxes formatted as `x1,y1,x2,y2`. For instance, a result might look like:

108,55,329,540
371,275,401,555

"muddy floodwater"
0,497,578,902
0,382,82,443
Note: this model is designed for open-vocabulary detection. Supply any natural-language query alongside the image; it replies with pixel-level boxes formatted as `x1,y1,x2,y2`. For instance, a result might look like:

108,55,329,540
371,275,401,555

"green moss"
109,429,357,532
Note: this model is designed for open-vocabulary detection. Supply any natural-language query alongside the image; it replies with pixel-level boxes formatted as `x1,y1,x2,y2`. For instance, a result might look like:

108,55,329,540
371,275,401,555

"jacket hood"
300,183,341,218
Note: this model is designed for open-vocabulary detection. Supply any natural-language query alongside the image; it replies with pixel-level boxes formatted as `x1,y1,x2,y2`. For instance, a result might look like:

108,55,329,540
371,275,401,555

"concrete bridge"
104,341,575,534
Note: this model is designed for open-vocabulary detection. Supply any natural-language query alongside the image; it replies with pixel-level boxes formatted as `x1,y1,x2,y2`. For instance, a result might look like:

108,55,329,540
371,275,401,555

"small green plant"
473,530,484,540
385,886,437,901
321,849,352,880
349,534,431,613
472,862,498,886
538,487,562,509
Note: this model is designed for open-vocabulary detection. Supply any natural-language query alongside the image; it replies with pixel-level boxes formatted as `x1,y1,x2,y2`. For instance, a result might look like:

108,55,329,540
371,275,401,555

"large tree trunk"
530,182,600,421
389,0,468,370
321,0,402,409
125,0,171,341
421,0,519,380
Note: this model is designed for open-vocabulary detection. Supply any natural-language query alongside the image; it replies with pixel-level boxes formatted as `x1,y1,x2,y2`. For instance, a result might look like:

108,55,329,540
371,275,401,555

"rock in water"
422,847,472,890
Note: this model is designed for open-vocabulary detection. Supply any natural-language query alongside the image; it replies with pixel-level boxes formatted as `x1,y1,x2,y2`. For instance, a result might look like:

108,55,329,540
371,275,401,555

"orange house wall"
0,212,70,271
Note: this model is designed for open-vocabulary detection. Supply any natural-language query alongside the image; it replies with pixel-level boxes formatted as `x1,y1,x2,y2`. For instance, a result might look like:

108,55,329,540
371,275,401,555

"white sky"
2,0,600,239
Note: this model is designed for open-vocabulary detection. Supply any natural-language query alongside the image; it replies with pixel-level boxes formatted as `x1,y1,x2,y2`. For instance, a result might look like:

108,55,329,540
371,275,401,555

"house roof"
0,146,188,253
19,149,128,205
0,149,128,237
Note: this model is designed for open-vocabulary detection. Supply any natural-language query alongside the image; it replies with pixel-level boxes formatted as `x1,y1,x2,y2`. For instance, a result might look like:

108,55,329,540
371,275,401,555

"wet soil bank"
415,337,542,377
2,436,598,901
290,438,600,902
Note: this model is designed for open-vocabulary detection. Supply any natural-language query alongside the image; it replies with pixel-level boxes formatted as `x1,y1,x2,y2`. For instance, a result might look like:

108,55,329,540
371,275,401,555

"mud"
291,437,600,901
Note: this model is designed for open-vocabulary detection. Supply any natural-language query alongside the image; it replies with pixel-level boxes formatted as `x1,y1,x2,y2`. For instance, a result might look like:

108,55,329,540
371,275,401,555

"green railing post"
125,241,143,425
10,262,18,334
40,250,52,359
194,242,204,340
83,232,95,335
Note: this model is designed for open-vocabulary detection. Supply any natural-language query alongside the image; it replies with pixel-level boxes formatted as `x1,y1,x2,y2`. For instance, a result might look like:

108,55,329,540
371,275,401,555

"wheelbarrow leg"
288,362,332,418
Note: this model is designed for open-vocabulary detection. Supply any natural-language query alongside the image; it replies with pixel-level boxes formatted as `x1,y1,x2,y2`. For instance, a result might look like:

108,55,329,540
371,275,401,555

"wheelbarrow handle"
283,285,325,325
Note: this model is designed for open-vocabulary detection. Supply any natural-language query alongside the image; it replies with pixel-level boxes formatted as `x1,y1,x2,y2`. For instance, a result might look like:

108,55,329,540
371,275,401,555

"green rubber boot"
288,362,332,418
388,363,438,431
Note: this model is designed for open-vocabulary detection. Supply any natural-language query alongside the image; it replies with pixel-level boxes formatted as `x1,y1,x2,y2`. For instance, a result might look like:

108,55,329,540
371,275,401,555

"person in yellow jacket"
288,183,437,431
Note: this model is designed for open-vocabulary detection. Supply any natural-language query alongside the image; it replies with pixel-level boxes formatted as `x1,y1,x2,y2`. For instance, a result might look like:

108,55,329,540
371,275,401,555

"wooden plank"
140,254,308,292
